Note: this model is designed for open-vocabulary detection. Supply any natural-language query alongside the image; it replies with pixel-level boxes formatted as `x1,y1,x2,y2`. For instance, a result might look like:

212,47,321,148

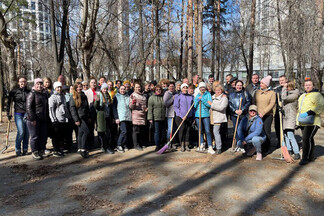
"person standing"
26,78,48,160
245,73,260,99
210,84,228,154
7,76,30,156
254,76,276,154
297,78,324,165
48,81,71,157
70,83,91,158
174,83,194,152
148,84,166,151
163,81,176,143
281,81,300,160
194,82,214,154
129,83,147,151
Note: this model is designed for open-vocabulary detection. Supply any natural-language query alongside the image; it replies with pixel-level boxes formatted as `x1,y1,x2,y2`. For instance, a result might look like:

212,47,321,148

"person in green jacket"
297,78,324,165
148,84,166,151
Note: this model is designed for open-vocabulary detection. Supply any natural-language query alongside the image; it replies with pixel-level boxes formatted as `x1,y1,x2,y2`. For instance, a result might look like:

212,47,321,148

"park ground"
0,115,324,216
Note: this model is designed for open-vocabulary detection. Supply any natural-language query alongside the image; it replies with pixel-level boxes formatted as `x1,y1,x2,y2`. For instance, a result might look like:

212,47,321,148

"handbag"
298,94,315,125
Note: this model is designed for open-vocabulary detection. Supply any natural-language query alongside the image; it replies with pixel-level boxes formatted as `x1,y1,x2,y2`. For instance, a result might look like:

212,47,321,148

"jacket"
163,90,176,118
26,89,48,122
113,93,132,122
94,92,112,132
69,92,90,123
7,87,30,114
129,92,147,125
297,90,324,127
254,89,276,116
174,93,194,119
194,91,212,118
147,94,166,121
228,90,251,117
210,93,228,124
281,88,299,130
48,92,71,123
237,115,266,143
245,82,260,99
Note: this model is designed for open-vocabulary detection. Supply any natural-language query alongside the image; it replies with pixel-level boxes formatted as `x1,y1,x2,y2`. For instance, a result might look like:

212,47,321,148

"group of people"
6,73,324,165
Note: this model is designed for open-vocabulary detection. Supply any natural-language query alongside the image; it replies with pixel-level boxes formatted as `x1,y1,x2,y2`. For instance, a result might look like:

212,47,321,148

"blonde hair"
214,84,224,92
287,81,295,90
212,81,220,92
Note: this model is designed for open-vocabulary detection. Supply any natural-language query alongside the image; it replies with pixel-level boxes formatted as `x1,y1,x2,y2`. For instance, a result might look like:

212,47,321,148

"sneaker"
216,149,222,155
105,148,115,154
32,151,43,160
116,146,124,153
256,152,262,161
288,150,293,155
16,151,22,157
45,149,52,155
53,151,64,157
154,146,161,152
239,147,246,153
124,146,129,151
207,146,216,155
79,150,88,158
22,150,28,156
293,153,301,160
299,159,308,165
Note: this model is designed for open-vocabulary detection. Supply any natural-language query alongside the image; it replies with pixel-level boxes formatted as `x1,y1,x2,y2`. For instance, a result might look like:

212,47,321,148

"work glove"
299,112,308,118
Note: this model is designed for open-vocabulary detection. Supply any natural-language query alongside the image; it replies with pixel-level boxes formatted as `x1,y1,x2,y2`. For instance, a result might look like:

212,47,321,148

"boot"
185,142,190,152
181,142,185,152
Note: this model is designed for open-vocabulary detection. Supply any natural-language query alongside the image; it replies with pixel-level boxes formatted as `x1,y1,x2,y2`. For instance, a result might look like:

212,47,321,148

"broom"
272,93,293,162
157,102,195,154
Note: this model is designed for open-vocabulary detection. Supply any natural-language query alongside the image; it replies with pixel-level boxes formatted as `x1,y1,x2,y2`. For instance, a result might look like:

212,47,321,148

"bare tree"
187,0,193,81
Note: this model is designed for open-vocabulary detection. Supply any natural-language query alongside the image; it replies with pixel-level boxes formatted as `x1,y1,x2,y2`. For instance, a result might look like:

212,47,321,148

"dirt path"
1,119,324,216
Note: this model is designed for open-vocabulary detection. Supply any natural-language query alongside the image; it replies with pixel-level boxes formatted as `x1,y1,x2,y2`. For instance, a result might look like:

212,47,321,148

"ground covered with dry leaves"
0,119,324,216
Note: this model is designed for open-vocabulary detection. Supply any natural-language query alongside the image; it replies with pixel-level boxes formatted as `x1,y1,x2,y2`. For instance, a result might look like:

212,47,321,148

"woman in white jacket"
210,84,228,154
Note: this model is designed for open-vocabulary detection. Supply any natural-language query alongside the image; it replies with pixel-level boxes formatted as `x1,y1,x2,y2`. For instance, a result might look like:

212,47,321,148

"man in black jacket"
245,73,260,99
7,76,30,156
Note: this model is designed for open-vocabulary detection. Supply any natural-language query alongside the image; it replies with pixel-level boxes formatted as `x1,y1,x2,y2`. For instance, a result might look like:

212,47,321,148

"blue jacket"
237,115,266,142
174,93,194,119
229,90,251,117
194,91,212,118
113,93,132,122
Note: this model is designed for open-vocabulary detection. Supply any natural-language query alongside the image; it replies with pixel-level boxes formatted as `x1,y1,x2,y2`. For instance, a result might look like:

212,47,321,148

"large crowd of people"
6,73,324,165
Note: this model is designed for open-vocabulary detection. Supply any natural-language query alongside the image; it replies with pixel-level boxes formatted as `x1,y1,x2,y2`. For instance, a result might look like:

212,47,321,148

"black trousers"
132,125,145,148
52,123,69,152
302,126,319,161
274,109,281,147
27,120,47,152
175,116,191,143
262,114,273,152
78,119,90,150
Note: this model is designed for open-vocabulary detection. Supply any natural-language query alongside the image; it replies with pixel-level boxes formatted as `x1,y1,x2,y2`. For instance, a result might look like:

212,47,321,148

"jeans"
14,113,29,153
78,119,90,150
284,129,299,154
237,136,266,153
27,120,47,152
117,121,132,147
154,120,166,147
213,124,222,150
167,117,175,141
195,117,212,147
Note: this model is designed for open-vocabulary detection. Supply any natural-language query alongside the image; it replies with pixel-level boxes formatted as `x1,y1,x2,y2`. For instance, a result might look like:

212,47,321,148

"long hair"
72,82,82,108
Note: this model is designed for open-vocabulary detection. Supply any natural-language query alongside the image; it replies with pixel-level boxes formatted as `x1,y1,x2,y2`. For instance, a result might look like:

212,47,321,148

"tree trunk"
211,1,216,78
276,0,287,77
154,0,160,81
150,2,155,80
197,0,203,78
217,0,222,82
187,0,193,82
179,0,185,80
247,0,256,85
0,45,3,122
137,0,146,80
66,17,78,82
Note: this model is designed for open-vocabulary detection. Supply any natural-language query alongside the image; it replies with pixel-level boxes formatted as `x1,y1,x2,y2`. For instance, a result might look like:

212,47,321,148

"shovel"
157,102,195,154
1,119,11,154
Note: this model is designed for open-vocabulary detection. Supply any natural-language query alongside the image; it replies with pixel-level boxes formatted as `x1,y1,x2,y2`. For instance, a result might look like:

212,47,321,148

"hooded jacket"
237,115,266,143
210,93,228,124
113,93,132,122
26,89,48,122
148,94,166,121
69,92,90,123
174,93,194,119
48,92,71,123
7,87,30,115
194,91,212,118
163,90,176,118
281,87,299,130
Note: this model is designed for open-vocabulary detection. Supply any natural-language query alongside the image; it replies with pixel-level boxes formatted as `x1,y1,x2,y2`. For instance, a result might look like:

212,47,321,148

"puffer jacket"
69,92,90,123
297,89,324,127
163,90,176,118
194,91,212,118
229,90,251,117
26,89,48,122
237,115,266,143
94,92,111,118
281,88,299,130
113,93,132,122
129,92,147,125
48,92,71,123
210,93,228,124
174,93,194,119
148,94,166,121
7,87,30,114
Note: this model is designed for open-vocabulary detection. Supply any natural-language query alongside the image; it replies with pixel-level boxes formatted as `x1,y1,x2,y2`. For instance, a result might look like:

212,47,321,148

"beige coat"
129,92,147,125
281,88,299,130
210,93,228,124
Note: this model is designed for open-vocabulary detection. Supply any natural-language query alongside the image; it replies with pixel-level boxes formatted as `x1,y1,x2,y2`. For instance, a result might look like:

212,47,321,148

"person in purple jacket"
174,83,194,152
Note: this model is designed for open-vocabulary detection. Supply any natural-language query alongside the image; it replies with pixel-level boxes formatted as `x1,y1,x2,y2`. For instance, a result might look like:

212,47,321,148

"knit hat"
53,81,62,90
198,82,206,89
101,83,108,90
261,75,272,87
34,78,43,85
181,83,188,89
249,105,258,112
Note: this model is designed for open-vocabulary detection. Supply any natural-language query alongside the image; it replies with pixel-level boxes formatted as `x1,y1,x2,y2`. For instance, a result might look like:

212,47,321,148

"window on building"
40,33,44,41
31,2,36,10
38,2,43,11
39,13,43,22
